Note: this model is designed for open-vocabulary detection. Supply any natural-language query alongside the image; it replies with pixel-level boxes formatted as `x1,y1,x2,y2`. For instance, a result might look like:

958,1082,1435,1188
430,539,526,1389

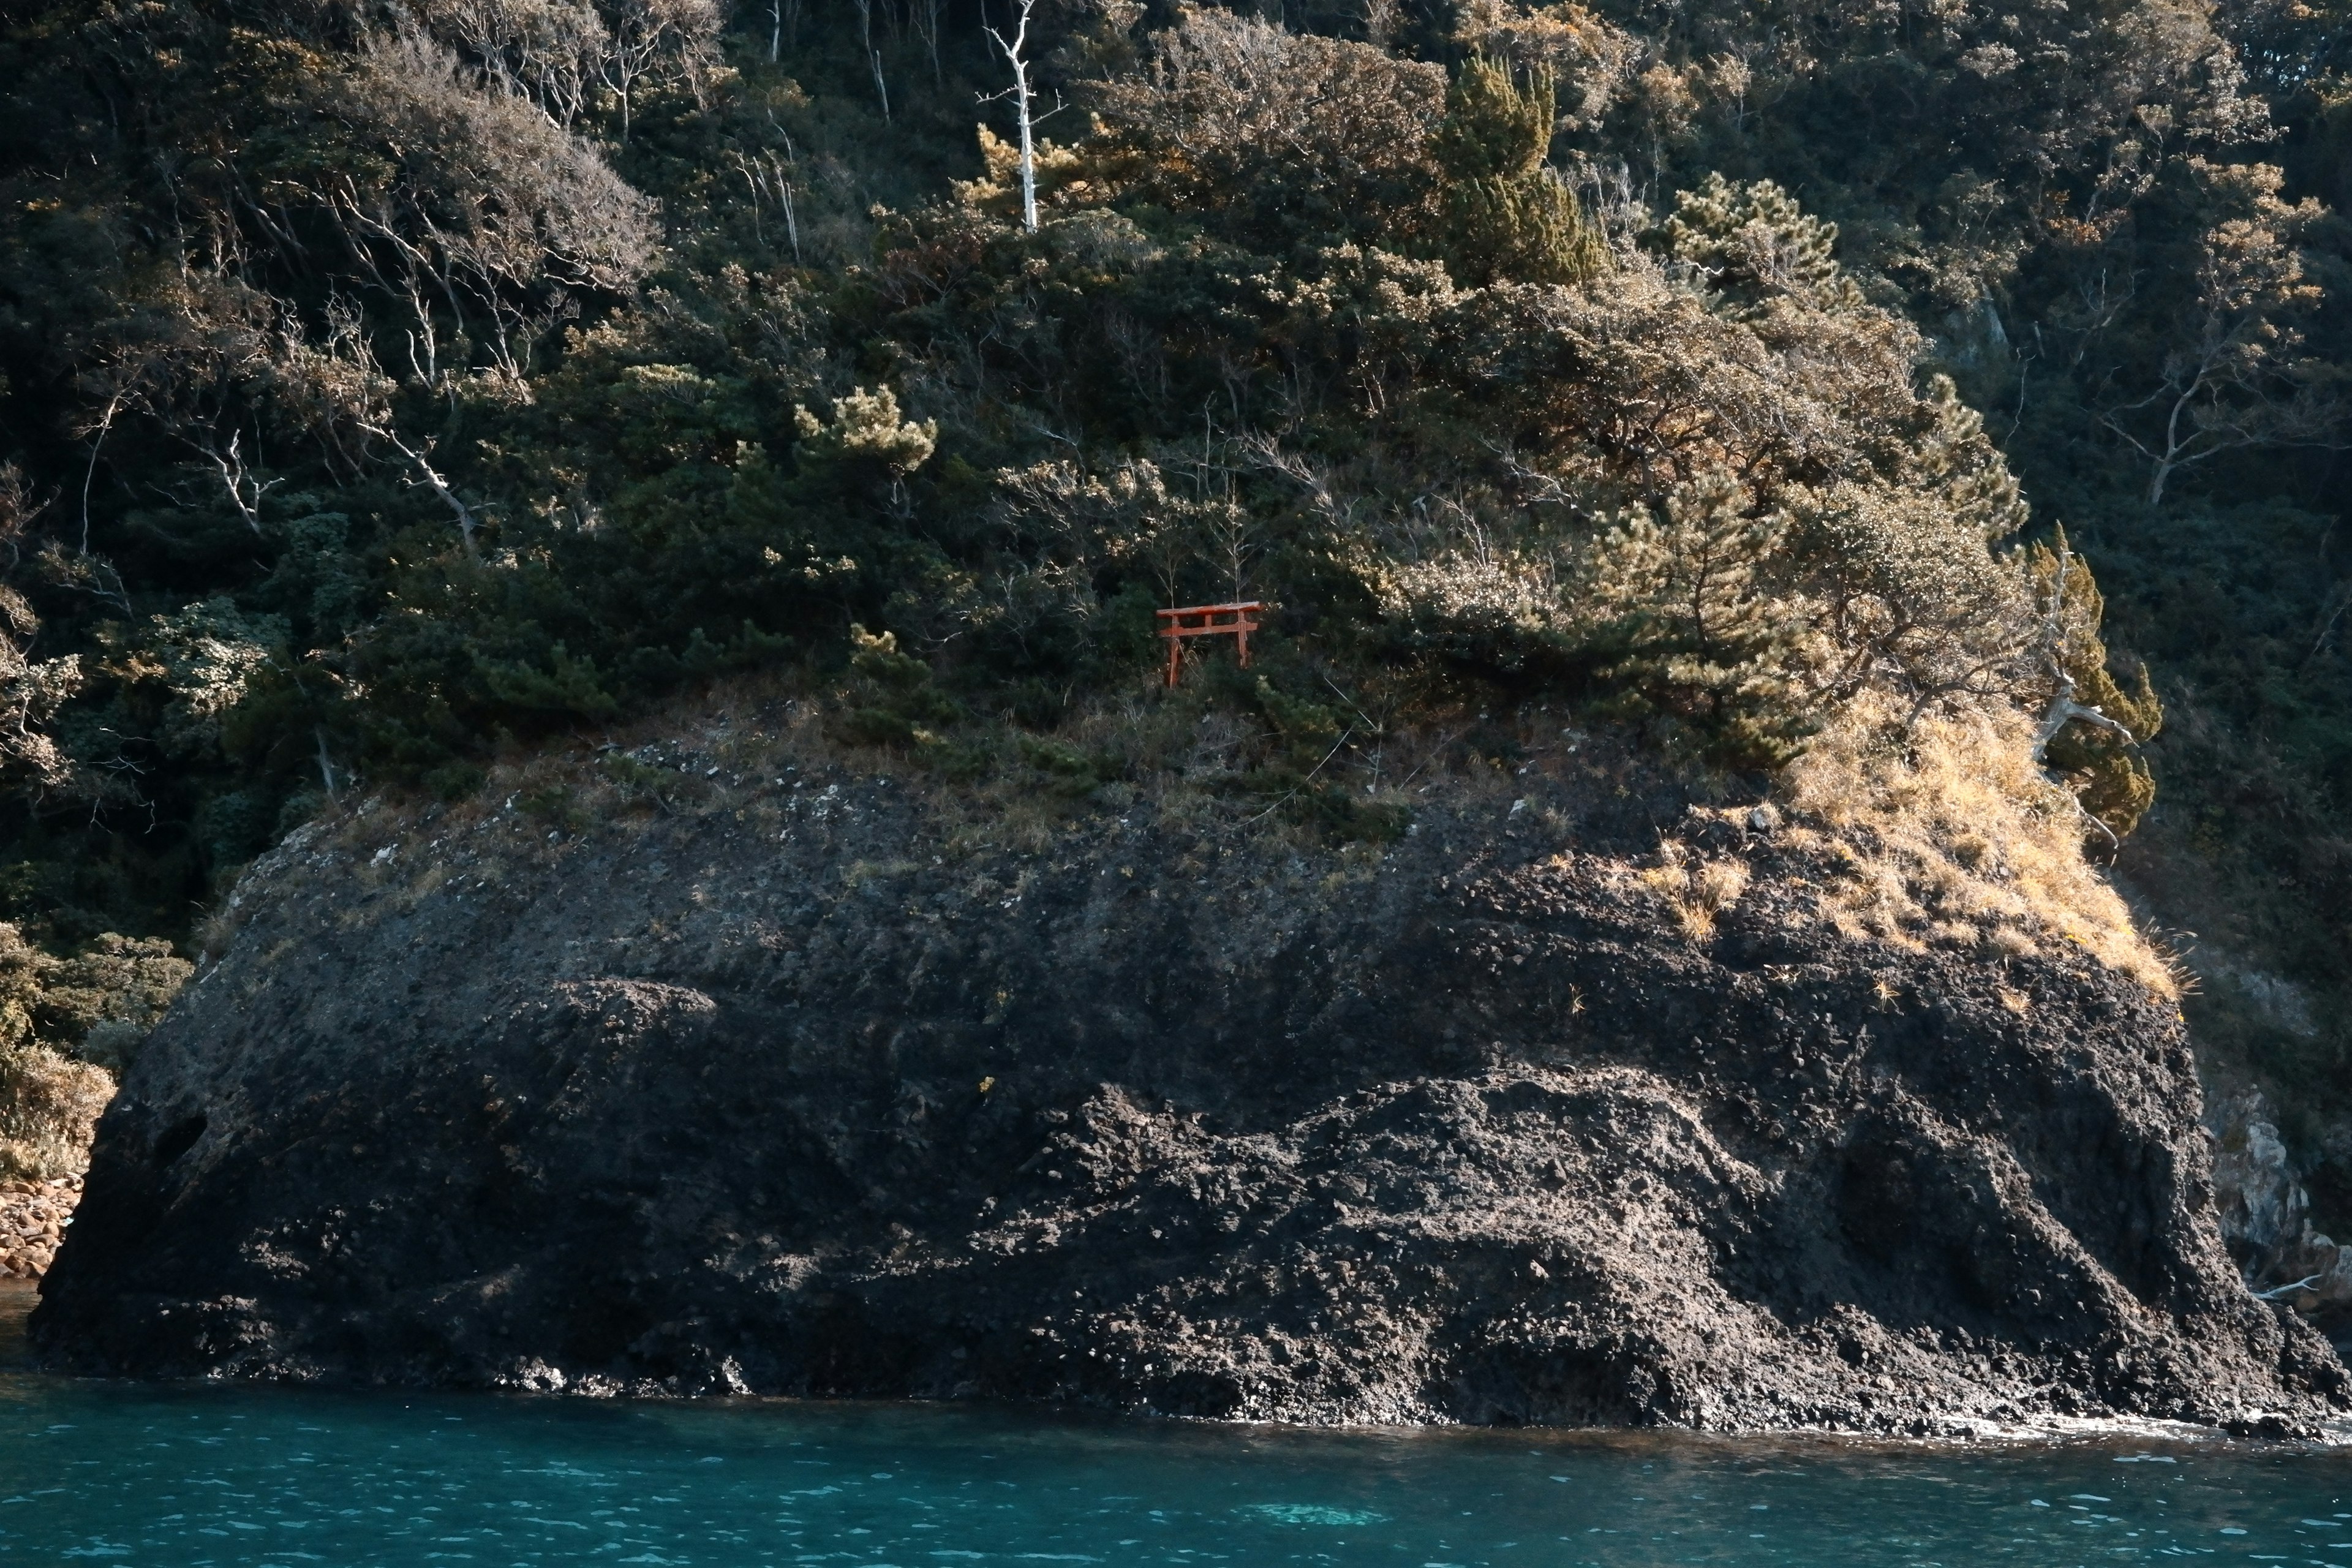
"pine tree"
1660,173,1866,317
1434,56,1606,288
1580,470,1815,766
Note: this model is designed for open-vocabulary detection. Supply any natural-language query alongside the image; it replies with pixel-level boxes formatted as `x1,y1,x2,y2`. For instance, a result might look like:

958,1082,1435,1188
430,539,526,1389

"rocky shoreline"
1,1176,80,1280
29,726,2351,1433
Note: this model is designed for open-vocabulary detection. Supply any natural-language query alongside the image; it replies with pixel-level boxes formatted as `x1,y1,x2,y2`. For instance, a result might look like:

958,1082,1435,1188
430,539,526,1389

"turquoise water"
6,1291,2352,1565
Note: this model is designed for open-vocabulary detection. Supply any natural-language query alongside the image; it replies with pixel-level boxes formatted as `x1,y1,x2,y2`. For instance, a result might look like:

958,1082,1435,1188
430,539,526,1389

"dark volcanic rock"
32,742,2346,1430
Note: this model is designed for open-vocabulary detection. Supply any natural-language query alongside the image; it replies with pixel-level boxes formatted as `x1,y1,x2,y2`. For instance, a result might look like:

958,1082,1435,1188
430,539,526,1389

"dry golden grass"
0,1044,113,1180
1780,693,2175,996
1638,842,1752,940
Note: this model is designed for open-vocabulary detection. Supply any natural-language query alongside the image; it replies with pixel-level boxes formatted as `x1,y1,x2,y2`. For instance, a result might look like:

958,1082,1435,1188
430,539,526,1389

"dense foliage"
0,0,2348,1193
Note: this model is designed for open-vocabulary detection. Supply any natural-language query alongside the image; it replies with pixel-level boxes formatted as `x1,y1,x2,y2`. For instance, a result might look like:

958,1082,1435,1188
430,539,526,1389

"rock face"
2209,1091,2352,1336
31,741,2347,1430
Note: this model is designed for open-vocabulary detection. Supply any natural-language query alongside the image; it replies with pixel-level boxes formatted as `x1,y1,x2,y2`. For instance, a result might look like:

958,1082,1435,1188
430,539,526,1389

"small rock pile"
0,1176,80,1278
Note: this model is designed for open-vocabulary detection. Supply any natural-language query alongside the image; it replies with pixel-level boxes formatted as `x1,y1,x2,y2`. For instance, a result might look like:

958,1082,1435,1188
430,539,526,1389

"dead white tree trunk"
314,726,344,802
2030,666,2135,761
986,0,1041,232
598,0,682,143
2028,538,2136,764
367,423,483,560
731,145,804,264
78,390,124,556
914,0,943,86
199,431,278,536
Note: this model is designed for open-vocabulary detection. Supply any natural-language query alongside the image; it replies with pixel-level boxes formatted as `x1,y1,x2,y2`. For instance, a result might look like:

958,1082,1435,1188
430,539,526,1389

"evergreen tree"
1660,173,1866,317
1579,470,1814,766
1434,56,1607,287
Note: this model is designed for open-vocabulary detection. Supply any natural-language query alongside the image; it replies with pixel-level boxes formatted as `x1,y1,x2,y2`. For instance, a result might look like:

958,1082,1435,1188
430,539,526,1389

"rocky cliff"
2206,1090,2352,1338
30,714,2348,1432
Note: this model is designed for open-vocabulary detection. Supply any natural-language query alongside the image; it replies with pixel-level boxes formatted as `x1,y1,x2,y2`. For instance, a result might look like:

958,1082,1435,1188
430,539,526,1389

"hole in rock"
151,1115,208,1167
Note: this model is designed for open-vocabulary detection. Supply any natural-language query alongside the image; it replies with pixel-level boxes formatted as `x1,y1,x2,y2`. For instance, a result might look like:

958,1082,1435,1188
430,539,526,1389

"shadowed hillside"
1,0,2351,1295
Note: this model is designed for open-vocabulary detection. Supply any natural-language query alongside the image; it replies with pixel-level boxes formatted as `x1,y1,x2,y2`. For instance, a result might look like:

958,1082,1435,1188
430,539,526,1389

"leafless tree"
984,0,1043,232
2021,538,2140,847
913,0,944,86
198,431,279,535
426,0,608,129
730,143,803,263
327,30,654,390
513,0,608,128
2099,164,2345,505
598,0,722,140
374,423,486,559
74,390,126,557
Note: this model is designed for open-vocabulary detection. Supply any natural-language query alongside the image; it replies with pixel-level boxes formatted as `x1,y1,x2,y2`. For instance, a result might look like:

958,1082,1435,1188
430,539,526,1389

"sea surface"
6,1286,2352,1566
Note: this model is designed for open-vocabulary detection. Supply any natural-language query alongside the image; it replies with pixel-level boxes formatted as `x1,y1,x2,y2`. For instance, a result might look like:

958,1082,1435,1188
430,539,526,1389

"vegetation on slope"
0,0,2343,1195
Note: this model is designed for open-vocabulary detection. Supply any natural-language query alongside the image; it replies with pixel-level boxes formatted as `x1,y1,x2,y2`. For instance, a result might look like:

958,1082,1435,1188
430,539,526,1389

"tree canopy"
2,0,2351,1197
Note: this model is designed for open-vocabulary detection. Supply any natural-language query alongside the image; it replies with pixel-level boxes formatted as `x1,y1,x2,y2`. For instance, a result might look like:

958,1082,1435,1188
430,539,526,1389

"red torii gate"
1156,601,1264,688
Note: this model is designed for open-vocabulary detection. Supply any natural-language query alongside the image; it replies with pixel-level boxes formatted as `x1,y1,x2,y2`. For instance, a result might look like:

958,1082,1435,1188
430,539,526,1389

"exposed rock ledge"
31,739,2346,1433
